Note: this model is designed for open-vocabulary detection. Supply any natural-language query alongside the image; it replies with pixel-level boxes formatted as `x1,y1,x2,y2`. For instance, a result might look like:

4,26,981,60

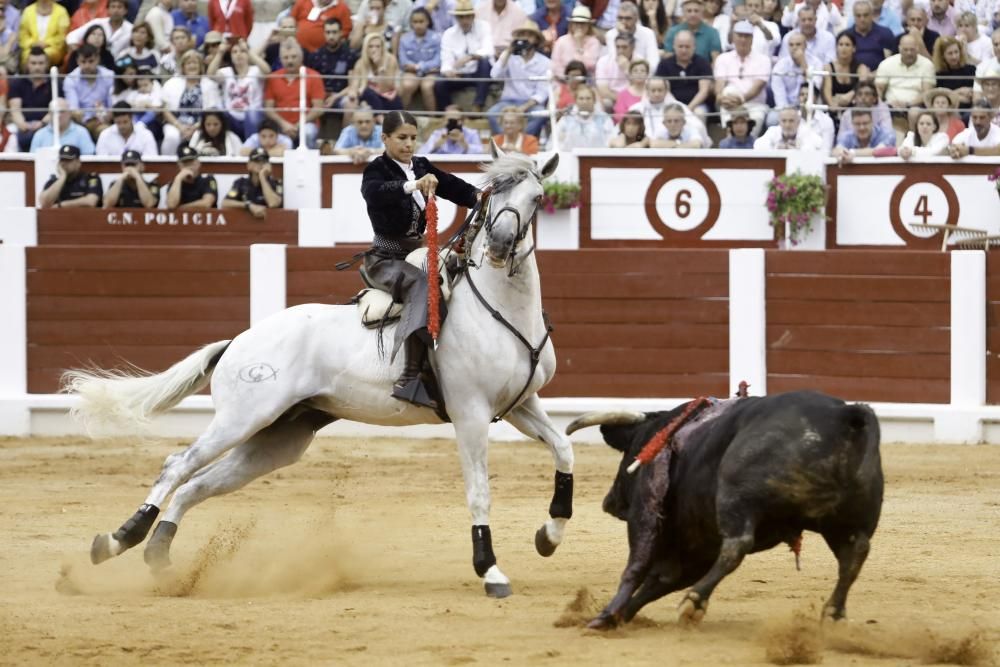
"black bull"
566,390,884,629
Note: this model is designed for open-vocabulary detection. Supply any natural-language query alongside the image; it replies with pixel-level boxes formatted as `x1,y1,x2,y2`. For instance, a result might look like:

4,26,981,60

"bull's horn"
565,411,646,435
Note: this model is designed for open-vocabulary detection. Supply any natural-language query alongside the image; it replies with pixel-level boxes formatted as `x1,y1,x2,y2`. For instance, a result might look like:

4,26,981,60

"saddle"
355,248,454,328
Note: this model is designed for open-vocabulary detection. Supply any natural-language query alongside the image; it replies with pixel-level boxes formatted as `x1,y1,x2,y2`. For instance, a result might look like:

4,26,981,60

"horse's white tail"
62,340,232,434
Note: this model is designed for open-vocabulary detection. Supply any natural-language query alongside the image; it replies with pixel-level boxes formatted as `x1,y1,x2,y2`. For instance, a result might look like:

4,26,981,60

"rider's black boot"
392,336,439,410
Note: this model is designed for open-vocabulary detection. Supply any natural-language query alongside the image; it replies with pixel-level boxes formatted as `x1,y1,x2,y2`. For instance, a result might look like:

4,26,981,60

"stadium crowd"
1,0,999,160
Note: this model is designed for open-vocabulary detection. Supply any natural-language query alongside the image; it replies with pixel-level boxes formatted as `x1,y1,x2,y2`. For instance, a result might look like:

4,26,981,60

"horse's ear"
490,138,505,160
540,152,559,179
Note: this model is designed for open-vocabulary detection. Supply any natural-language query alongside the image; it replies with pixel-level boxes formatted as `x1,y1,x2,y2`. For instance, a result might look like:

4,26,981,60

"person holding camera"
167,144,218,209
222,148,282,218
104,149,161,208
418,104,484,154
487,20,551,137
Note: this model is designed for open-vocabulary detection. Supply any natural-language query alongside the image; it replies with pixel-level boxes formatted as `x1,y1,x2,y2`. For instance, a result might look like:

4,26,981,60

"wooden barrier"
988,254,1000,404
765,250,950,403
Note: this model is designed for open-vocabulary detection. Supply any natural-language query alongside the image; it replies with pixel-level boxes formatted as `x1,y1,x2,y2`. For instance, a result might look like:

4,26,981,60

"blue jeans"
228,110,261,141
487,98,547,137
433,57,491,108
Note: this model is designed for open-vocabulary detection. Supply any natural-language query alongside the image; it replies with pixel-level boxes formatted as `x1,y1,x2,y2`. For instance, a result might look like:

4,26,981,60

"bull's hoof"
586,613,620,630
678,591,707,626
485,582,513,598
535,525,557,557
90,533,121,565
821,604,845,623
143,521,178,571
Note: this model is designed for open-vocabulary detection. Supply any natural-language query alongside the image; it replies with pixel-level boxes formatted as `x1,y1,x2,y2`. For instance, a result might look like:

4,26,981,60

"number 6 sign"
645,170,721,239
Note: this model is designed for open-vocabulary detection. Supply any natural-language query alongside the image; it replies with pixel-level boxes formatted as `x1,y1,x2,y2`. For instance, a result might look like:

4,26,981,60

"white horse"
66,145,574,598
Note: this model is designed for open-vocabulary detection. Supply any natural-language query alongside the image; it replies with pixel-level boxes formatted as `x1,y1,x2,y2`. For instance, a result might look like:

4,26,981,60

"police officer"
166,145,218,209
221,148,283,218
103,150,161,208
38,145,104,209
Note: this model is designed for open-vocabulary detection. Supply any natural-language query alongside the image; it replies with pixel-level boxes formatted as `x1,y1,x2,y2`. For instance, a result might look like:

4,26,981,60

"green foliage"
541,180,581,213
765,172,827,245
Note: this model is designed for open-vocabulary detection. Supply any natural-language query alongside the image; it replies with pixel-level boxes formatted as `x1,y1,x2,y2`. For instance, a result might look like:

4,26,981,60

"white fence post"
0,244,29,434
729,248,767,396
250,244,287,326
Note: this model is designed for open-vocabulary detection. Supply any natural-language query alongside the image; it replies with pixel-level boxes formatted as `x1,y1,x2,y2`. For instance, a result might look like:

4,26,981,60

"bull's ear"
490,138,505,160
540,152,559,179
599,425,630,453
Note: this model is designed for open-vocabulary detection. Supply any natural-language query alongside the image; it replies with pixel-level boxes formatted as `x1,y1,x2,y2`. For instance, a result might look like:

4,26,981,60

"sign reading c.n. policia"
106,211,229,226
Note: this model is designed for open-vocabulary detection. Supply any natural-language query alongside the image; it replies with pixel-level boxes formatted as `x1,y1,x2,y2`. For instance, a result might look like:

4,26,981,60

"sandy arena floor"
0,435,998,666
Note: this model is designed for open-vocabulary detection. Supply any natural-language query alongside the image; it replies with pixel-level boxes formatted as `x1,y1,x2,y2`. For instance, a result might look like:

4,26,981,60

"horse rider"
361,110,482,410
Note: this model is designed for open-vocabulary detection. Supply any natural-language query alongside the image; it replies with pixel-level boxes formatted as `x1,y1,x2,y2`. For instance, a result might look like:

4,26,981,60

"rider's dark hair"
383,110,419,135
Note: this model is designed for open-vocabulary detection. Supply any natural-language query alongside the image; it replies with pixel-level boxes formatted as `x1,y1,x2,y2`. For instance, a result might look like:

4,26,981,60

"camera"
511,39,529,55
446,118,462,132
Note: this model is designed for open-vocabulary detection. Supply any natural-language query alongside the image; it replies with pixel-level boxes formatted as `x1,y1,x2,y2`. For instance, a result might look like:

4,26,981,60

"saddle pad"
357,289,403,328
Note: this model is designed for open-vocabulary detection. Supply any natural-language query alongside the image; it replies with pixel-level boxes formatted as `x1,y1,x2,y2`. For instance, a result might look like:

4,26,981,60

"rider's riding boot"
392,336,439,411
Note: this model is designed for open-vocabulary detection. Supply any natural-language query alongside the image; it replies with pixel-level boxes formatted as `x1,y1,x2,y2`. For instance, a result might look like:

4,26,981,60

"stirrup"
392,377,439,410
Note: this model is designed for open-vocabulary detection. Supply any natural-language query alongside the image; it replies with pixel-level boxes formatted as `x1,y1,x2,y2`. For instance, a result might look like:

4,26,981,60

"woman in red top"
207,0,254,40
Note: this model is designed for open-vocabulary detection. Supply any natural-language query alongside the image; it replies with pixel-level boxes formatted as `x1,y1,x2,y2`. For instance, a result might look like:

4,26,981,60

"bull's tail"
843,402,882,478
62,340,232,434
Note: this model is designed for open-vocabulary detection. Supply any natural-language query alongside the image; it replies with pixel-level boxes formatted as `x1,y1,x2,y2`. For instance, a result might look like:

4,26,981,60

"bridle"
481,187,540,278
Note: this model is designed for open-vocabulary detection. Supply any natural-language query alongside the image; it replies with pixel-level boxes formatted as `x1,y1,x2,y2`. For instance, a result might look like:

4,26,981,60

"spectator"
799,83,834,151
864,0,904,36
207,0,253,41
718,105,756,147
492,105,539,153
651,103,703,147
308,19,358,138
70,0,107,34
770,31,823,116
487,19,550,136
778,7,835,65
171,0,208,46
161,50,221,154
595,32,634,110
19,0,70,68
576,0,618,33
334,107,382,163
551,6,601,78
838,80,894,142
927,0,956,38
897,6,939,58
291,0,352,52
128,64,165,129
67,0,132,58
159,25,194,77
844,0,895,71
554,59,588,108
754,105,824,149
875,33,935,129
899,109,948,158
112,57,138,101
832,108,895,161
532,0,569,54
924,86,965,139
974,29,1000,90
608,109,649,147
605,1,660,70
664,0,721,62
948,100,1000,157
264,38,325,147
200,31,226,65
435,0,493,110
64,44,115,139
730,0,781,59
398,9,441,110
65,23,116,71
353,0,413,48
349,0,395,51
934,35,976,108
704,0,730,50
120,21,159,70
629,76,710,146
261,16,297,71
38,144,102,208
781,0,843,37
95,101,158,155
419,104,484,153
554,84,615,149
613,59,649,122
167,144,217,209
414,0,454,35
477,0,527,57
9,47,55,151
824,31,871,111
980,66,1000,122
956,12,989,65
104,149,160,207
189,109,242,155
240,118,291,157
346,33,403,113
208,37,269,139
638,0,669,49
0,0,20,75
143,0,175,54
654,29,712,116
222,148,283,216
714,20,770,136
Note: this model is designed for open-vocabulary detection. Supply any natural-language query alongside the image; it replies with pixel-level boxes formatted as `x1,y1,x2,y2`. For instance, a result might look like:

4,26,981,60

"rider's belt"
372,234,423,257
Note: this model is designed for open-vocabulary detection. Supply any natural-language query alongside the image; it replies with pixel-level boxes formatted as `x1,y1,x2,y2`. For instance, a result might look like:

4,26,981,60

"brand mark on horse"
238,363,278,383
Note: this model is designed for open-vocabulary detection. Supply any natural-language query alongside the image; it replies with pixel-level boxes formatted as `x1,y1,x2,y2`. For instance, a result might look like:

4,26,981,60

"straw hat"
512,19,545,44
450,0,476,15
922,87,959,110
568,5,593,22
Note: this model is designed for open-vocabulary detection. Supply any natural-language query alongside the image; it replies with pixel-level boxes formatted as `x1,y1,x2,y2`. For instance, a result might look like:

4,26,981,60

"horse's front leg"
453,416,512,598
504,394,575,557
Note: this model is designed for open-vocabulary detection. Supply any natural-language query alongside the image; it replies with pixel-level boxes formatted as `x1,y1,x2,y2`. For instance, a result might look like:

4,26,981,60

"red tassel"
634,397,710,467
426,195,440,344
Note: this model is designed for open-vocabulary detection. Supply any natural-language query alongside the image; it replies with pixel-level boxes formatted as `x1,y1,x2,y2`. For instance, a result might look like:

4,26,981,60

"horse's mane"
481,153,540,193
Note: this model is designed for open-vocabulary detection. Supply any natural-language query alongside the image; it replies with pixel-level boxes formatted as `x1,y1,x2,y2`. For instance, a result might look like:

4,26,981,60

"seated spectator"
608,109,650,147
614,59,649,122
120,21,159,71
955,12,990,65
778,6,836,64
838,81,895,144
142,0,175,54
189,110,242,156
554,84,615,149
650,103,703,148
333,107,383,163
159,26,194,77
799,83,835,152
200,30,225,62
896,6,939,59
823,31,872,111
65,23,116,72
240,118,292,157
420,104,484,153
713,21,771,137
477,0,527,57
207,0,253,41
551,6,601,79
435,0,493,110
347,33,403,113
554,59,588,109
704,0,730,50
978,66,1000,121
128,65,165,128
171,0,208,47
924,87,966,139
0,9,15,75
934,36,976,108
260,16,297,71
66,0,132,59
31,99,97,153
782,0,842,35
663,0,722,62
604,1,660,70
9,47,56,152
754,106,824,149
103,149,160,207
222,148,283,217
64,44,115,139
628,76,710,146
578,0,618,34
927,0,956,38
488,20,551,136
96,101,158,156
208,37,270,140
654,29,712,118
167,144,218,209
70,0,108,33
843,0,895,71
729,0,781,58
866,0,903,37
162,50,222,155
349,0,396,51
948,100,1000,157
639,0,669,49
352,0,411,51
718,106,756,148
414,0,454,36
38,144,102,209
492,105,539,153
875,33,936,131
595,32,634,110
19,0,70,69
398,9,441,110
769,31,824,124
832,108,896,161
899,109,948,158
533,0,569,54
291,0,352,53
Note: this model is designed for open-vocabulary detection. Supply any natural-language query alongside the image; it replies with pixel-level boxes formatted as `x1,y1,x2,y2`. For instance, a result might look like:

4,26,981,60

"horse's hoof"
90,533,118,565
678,592,706,626
485,582,513,598
144,521,177,571
535,525,557,557
586,613,619,630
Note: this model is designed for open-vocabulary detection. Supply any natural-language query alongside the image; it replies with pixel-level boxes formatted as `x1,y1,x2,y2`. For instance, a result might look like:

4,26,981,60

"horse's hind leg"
503,394,575,557
145,408,335,569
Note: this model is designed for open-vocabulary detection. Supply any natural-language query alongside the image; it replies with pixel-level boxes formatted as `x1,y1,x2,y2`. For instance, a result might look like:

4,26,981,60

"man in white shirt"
629,77,710,147
782,0,844,36
650,103,704,148
730,0,781,58
778,6,836,65
754,105,824,149
435,0,493,109
799,82,835,151
603,2,659,70
67,0,133,58
948,101,1000,157
475,0,526,56
143,0,175,53
95,102,160,157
